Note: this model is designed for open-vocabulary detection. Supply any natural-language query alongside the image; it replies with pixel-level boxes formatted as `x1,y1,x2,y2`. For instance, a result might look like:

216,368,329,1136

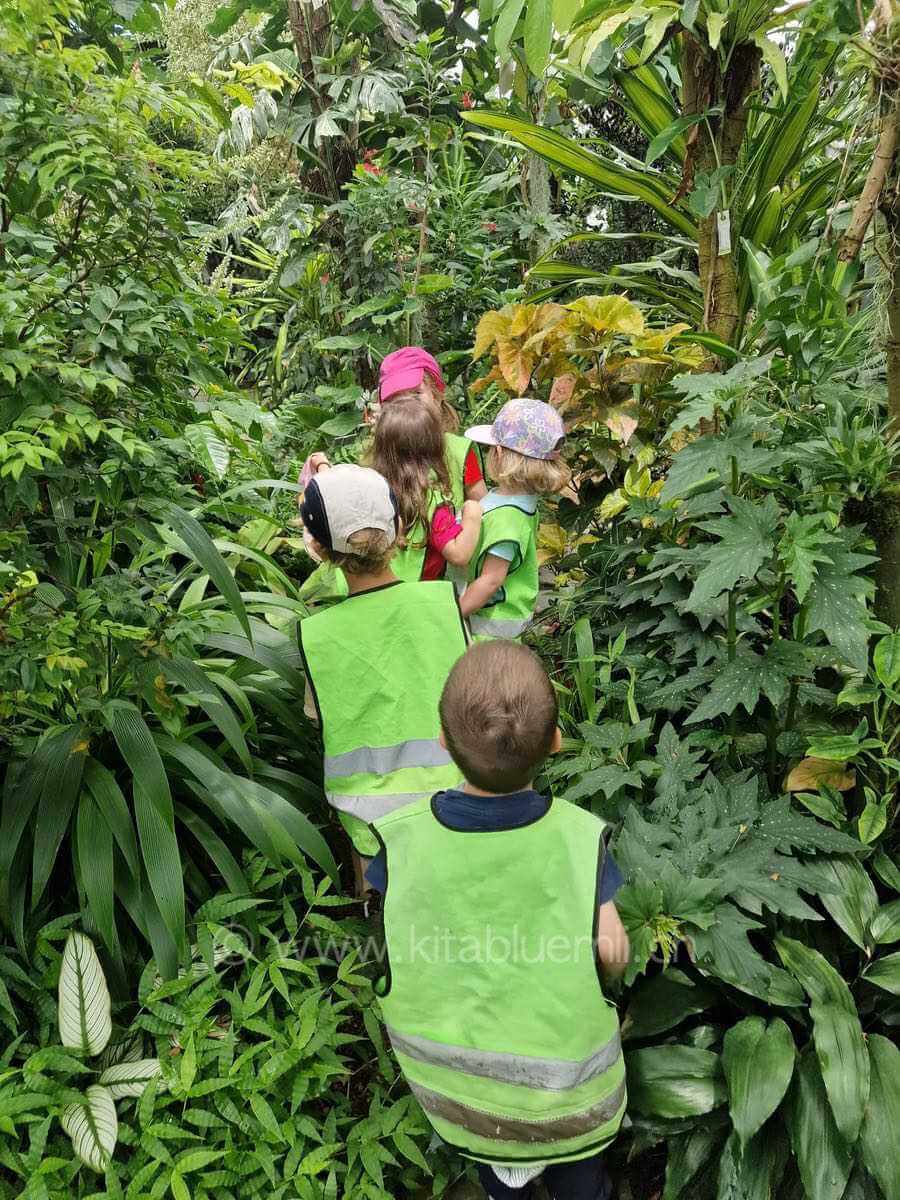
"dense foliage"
1,0,899,1198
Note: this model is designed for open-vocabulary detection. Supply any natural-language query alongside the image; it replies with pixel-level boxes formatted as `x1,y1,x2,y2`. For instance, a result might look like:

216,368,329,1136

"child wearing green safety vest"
366,641,629,1199
299,347,486,598
297,463,469,892
460,398,571,640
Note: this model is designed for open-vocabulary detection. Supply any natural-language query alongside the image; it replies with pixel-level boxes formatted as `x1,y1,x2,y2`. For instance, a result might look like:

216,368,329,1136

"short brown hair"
487,445,571,495
439,642,558,793
324,528,395,576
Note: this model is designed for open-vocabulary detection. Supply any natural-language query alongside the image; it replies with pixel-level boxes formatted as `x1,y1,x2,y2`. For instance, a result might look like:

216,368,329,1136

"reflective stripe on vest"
387,1026,621,1092
325,738,452,778
300,581,468,827
408,1077,627,1144
327,791,432,822
468,615,530,639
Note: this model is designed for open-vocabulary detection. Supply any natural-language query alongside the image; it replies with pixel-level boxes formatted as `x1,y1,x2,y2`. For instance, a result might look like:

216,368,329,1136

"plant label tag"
717,210,732,257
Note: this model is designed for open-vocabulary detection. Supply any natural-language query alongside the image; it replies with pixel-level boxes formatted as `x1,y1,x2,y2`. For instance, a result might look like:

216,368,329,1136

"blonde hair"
367,398,451,551
487,445,572,495
324,528,395,576
439,642,558,793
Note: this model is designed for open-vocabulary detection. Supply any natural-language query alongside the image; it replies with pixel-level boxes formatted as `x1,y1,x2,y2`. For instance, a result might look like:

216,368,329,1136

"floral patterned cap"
465,397,565,461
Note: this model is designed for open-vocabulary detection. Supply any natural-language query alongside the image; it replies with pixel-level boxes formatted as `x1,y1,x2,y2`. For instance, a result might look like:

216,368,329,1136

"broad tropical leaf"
786,1052,852,1200
775,935,869,1142
722,1016,795,1147
160,502,250,639
626,1046,725,1118
860,1035,900,1200
863,950,900,995
462,111,698,238
107,704,185,969
58,933,112,1056
98,1058,163,1099
61,1084,118,1171
816,855,879,950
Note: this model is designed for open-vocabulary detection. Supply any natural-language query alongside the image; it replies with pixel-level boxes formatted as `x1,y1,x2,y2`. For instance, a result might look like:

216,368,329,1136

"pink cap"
379,347,446,402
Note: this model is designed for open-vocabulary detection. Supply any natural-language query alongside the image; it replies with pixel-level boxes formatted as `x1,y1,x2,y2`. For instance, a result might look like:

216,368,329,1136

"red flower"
362,148,377,162
461,91,474,110
482,221,498,233
362,161,382,175
320,273,330,284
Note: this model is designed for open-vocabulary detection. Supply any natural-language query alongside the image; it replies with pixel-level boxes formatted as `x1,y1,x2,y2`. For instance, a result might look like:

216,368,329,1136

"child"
297,464,468,887
369,396,482,581
375,347,487,506
460,397,571,639
367,641,628,1199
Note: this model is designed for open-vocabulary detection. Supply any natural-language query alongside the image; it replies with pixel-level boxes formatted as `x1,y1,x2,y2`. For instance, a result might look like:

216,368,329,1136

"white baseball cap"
299,464,398,554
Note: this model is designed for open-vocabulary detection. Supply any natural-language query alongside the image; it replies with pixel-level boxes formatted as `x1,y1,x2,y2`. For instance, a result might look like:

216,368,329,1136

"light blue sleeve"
484,540,517,562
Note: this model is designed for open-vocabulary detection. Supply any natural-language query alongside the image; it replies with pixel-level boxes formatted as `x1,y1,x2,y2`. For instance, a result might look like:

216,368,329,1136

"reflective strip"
388,1027,621,1092
326,791,429,822
469,616,529,638
324,738,453,779
409,1078,626,1144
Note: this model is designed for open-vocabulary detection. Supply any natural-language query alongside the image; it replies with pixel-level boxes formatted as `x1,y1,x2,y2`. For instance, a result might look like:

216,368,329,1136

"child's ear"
549,726,563,755
363,403,381,426
438,728,447,750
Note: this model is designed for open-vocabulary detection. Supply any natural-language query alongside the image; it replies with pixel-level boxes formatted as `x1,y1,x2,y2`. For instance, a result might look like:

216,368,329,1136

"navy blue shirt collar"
432,787,550,832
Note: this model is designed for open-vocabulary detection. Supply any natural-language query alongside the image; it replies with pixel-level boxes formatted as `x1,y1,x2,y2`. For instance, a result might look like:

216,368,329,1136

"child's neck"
346,567,399,595
461,780,532,798
495,484,533,496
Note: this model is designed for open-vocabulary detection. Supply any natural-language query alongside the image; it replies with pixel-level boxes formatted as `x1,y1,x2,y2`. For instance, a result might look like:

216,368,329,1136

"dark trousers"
476,1154,613,1200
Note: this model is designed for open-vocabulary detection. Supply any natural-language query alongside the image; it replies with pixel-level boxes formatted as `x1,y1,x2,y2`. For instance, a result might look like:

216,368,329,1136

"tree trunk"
681,35,760,347
874,499,900,628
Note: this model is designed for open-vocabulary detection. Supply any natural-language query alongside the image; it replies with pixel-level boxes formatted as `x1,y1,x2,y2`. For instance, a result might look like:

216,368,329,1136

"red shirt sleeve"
463,447,483,486
430,503,463,551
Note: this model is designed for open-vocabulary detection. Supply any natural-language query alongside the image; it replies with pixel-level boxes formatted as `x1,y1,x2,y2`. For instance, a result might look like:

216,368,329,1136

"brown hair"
367,397,452,550
383,374,460,433
325,529,395,576
487,445,572,495
439,641,558,793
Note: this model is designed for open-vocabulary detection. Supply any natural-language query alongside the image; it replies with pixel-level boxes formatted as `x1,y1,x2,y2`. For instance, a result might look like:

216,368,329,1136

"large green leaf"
462,111,698,238
524,0,552,74
684,495,779,610
494,0,525,56
107,704,185,964
863,950,900,995
869,898,900,944
160,657,251,770
160,502,250,640
75,793,118,960
860,1035,900,1200
176,805,249,896
626,1046,725,1118
61,1084,118,1172
717,1128,785,1200
623,968,716,1040
817,855,879,951
786,1051,852,1200
83,759,140,881
775,935,869,1142
58,933,112,1056
722,1016,795,1147
29,724,87,911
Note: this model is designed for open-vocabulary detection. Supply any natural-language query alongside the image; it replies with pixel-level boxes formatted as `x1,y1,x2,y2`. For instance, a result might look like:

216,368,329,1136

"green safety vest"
299,581,467,823
374,797,625,1164
300,433,477,596
467,501,539,639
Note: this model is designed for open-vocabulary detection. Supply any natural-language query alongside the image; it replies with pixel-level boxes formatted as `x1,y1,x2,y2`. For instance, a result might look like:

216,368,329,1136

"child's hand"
461,500,482,524
309,453,331,474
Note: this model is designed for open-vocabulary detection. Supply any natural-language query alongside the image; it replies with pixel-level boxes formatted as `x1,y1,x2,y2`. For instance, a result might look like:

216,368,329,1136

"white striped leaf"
98,1058,163,1099
61,1084,118,1171
58,932,111,1056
